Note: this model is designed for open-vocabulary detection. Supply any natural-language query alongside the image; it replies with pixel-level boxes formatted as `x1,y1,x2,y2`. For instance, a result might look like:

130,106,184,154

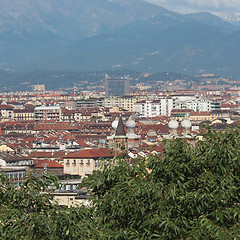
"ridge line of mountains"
0,0,240,80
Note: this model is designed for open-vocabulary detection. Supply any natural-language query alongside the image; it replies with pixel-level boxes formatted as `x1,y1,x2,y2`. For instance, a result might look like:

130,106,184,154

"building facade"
134,98,173,117
105,76,130,97
34,105,62,121
179,100,220,112
63,148,113,177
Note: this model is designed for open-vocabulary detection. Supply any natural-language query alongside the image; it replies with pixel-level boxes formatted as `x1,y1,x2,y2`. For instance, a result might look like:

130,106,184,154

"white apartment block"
34,105,62,121
134,98,173,117
179,100,220,112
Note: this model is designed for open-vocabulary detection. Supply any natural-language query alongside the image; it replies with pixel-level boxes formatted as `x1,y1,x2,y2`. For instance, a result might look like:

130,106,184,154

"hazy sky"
145,0,240,17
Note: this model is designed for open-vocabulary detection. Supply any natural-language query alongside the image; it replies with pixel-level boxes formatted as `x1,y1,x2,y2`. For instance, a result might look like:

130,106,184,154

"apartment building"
34,105,62,121
104,95,136,112
134,98,173,117
63,148,114,177
13,108,35,121
179,99,220,112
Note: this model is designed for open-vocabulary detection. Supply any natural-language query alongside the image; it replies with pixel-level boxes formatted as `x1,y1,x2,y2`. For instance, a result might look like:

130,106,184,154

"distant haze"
145,0,240,17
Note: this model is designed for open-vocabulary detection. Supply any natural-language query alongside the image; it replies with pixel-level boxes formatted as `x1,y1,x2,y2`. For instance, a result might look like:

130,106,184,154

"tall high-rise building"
105,75,130,97
32,84,45,93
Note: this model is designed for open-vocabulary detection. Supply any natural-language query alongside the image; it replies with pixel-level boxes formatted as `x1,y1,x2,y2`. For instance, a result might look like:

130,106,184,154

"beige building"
13,108,34,121
170,109,192,121
63,148,113,177
104,95,137,112
210,110,230,120
120,95,137,112
74,111,92,121
0,144,15,153
52,191,90,208
0,143,32,155
189,111,212,123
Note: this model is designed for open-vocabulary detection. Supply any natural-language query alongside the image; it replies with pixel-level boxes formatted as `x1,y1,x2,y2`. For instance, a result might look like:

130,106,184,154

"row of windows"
66,159,91,165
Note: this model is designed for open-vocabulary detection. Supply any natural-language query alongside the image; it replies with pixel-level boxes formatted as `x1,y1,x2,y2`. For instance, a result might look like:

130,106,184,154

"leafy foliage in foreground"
0,174,96,240
83,128,240,239
0,128,240,239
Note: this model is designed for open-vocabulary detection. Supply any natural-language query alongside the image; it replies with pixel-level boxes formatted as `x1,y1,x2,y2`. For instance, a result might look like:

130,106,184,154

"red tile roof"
34,121,79,131
52,152,66,158
28,151,54,158
34,159,63,168
64,148,113,159
190,111,210,116
6,142,32,150
0,104,14,110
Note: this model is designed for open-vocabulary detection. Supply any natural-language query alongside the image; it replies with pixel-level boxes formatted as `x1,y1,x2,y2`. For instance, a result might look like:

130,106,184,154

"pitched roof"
34,160,63,168
28,151,54,158
0,152,31,162
34,121,78,131
190,111,210,116
64,148,113,159
52,152,66,158
0,104,14,110
115,116,126,137
6,142,32,150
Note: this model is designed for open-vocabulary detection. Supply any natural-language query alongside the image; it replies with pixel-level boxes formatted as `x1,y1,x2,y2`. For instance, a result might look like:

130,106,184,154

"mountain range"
0,0,240,78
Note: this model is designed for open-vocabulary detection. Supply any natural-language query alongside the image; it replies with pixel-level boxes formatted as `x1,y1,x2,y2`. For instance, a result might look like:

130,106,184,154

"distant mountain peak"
0,0,240,78
185,12,239,31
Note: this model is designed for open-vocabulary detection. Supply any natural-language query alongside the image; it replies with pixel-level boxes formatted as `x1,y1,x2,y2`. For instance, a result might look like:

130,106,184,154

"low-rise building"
0,166,28,186
33,159,64,177
13,108,35,121
63,148,113,177
0,152,34,167
189,111,212,123
0,103,14,120
170,109,192,121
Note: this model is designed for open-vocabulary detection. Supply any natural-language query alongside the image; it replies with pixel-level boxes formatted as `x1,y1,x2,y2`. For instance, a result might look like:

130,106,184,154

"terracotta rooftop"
34,159,63,168
64,148,113,159
34,122,78,131
190,111,210,116
0,104,14,110
28,151,54,158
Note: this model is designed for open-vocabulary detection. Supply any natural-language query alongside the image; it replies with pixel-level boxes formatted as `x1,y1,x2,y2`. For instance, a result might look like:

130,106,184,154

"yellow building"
120,95,137,112
63,148,113,177
13,108,35,121
189,111,212,123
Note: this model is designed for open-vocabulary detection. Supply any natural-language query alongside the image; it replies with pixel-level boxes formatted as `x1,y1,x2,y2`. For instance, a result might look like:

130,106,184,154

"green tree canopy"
1,128,240,239
0,174,96,240
83,128,240,239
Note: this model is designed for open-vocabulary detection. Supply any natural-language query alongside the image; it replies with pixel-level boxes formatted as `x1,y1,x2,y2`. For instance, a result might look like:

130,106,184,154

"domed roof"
168,120,179,129
181,120,192,129
126,116,136,128
112,117,119,129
